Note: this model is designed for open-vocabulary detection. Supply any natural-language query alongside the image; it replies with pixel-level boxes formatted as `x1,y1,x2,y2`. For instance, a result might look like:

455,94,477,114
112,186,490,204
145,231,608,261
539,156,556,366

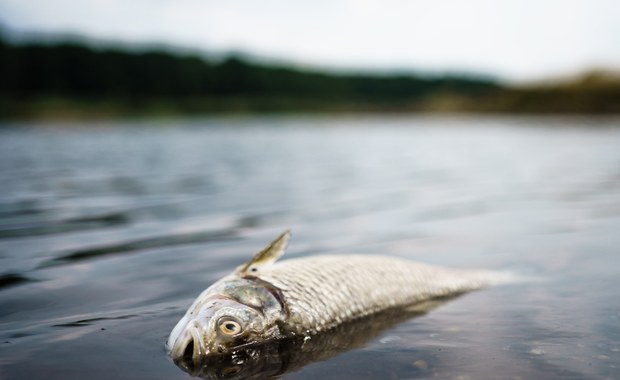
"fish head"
167,279,285,365
168,231,290,367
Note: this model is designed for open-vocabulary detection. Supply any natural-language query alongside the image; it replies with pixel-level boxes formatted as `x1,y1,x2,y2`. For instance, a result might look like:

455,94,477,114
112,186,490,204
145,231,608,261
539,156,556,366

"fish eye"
217,317,243,336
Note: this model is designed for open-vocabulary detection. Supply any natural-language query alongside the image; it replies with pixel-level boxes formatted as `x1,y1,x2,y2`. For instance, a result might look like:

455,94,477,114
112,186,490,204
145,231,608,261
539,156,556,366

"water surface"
1,115,619,379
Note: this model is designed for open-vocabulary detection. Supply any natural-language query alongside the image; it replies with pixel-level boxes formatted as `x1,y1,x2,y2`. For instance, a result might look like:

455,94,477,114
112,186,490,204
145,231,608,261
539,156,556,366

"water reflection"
174,299,455,379
1,117,620,379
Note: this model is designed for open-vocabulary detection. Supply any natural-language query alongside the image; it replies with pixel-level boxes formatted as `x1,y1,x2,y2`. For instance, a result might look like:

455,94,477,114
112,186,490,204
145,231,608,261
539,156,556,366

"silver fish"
167,230,499,365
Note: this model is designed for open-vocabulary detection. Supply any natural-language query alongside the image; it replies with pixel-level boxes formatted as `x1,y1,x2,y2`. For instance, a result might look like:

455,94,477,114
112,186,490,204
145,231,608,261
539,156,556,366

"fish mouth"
170,322,208,367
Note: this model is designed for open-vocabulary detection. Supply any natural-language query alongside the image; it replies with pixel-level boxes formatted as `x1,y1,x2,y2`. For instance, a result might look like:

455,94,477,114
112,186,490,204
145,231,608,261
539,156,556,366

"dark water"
1,115,619,379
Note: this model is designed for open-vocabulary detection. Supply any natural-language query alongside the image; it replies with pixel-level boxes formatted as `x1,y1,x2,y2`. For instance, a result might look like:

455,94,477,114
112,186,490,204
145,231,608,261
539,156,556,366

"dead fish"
167,230,503,364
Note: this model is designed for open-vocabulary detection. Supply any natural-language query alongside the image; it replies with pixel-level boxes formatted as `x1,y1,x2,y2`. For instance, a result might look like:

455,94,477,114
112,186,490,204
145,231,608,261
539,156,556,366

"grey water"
0,115,619,379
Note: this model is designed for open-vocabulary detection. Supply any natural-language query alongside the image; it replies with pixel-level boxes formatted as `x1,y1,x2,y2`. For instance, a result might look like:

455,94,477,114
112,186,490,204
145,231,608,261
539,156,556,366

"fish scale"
255,255,490,335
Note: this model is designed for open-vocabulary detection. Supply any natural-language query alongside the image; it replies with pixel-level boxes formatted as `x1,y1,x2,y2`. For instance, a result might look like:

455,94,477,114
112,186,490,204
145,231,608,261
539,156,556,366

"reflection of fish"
168,230,500,371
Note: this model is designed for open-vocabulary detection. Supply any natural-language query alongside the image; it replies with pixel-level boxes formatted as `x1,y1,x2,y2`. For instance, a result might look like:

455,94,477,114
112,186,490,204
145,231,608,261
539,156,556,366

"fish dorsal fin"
236,230,291,276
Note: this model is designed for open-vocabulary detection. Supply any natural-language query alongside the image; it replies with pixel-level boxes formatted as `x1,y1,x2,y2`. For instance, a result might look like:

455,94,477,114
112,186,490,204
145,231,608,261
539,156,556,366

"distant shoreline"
3,91,619,121
2,36,619,120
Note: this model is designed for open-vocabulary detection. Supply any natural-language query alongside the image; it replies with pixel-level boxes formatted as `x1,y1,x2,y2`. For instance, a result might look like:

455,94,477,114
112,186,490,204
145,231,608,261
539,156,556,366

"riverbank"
2,36,619,120
3,85,619,121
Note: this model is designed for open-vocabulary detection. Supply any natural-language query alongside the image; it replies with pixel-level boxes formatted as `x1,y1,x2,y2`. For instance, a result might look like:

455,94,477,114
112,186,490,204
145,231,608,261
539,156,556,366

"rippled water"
1,115,619,379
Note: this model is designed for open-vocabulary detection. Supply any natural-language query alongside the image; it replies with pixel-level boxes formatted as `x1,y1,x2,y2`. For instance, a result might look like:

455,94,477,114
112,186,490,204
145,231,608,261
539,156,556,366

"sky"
1,0,619,82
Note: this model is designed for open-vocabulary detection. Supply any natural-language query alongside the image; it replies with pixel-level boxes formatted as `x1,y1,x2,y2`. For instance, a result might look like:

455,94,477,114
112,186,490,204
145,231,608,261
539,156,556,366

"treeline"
0,36,500,115
1,35,619,118
0,41,497,100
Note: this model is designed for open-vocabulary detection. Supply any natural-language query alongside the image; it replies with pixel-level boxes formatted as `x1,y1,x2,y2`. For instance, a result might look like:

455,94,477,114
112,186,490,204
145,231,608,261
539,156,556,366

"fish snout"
169,321,209,365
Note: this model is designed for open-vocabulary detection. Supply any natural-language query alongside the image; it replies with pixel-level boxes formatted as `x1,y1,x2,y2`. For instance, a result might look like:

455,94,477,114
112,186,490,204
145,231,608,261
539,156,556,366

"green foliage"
1,35,618,117
0,36,497,103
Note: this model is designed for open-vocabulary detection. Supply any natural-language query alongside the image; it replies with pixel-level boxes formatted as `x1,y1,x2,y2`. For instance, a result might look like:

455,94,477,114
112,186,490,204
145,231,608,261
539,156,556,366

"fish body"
167,231,496,364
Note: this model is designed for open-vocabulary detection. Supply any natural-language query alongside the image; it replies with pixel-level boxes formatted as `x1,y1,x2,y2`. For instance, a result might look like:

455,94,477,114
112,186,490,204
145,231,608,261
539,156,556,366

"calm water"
1,115,619,379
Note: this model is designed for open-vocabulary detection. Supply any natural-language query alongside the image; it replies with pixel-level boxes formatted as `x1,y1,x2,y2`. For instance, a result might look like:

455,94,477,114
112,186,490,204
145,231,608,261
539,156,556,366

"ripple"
53,315,138,327
0,273,33,290
40,228,239,267
0,212,131,239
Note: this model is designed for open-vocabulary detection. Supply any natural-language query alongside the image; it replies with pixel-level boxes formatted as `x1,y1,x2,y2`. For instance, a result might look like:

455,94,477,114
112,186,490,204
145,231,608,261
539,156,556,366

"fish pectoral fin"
236,230,291,276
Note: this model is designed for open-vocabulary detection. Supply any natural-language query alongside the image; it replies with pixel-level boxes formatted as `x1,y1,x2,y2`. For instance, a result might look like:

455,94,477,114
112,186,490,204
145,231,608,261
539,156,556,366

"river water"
1,115,619,379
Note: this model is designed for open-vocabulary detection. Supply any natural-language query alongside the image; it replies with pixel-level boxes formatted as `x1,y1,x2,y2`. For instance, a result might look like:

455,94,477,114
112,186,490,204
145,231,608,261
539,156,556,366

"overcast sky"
1,0,619,82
